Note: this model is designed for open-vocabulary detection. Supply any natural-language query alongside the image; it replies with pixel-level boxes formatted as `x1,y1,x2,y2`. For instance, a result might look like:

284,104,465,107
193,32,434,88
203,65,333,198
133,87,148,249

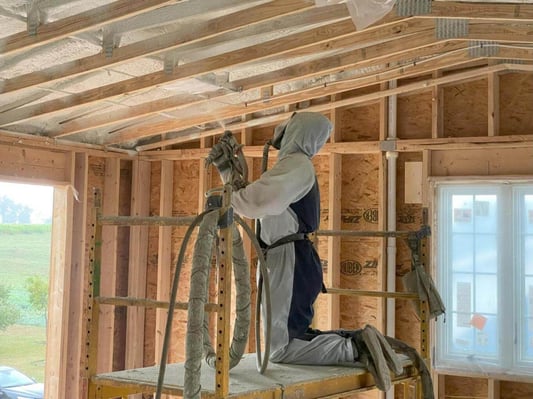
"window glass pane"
474,195,497,233
475,274,498,314
473,314,498,357
450,312,475,354
452,195,474,233
525,236,533,276
522,280,533,360
452,234,473,272
452,194,474,233
452,274,473,326
475,234,497,274
525,195,533,235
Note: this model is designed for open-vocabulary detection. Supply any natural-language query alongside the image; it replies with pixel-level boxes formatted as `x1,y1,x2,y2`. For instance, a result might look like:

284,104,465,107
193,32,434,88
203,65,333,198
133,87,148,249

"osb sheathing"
338,104,380,142
443,78,488,137
500,72,533,135
338,154,381,331
397,90,433,140
444,375,488,398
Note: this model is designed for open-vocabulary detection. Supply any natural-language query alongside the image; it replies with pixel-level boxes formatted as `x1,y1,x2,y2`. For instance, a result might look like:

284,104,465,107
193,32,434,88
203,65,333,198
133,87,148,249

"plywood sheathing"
113,160,133,371
168,160,199,363
338,154,381,332
500,72,533,135
444,79,488,138
397,90,432,140
444,375,488,399
500,380,533,399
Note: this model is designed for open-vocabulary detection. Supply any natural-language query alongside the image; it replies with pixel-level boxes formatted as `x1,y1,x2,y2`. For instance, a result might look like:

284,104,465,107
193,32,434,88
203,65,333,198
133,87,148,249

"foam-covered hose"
155,209,213,399
202,224,251,369
185,212,254,398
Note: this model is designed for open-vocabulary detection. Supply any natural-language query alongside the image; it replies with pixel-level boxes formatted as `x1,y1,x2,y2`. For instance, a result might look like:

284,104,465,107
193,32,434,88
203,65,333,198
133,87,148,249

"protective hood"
276,112,332,159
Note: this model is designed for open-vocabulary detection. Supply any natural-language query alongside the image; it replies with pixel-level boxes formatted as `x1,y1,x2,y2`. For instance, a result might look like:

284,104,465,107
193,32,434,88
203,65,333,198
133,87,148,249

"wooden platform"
90,353,417,399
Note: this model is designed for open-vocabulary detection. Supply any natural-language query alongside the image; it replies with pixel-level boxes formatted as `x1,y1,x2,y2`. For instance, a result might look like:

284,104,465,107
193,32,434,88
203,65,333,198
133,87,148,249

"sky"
0,181,54,224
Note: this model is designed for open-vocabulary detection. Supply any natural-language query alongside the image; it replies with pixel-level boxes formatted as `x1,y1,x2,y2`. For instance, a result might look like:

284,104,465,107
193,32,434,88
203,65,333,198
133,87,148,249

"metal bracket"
164,54,176,75
26,2,41,36
436,18,468,40
469,41,499,57
379,138,396,152
102,29,119,58
396,0,431,17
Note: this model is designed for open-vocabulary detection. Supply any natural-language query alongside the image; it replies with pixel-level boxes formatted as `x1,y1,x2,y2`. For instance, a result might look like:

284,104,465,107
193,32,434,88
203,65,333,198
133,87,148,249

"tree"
0,284,20,330
25,276,48,324
0,196,32,224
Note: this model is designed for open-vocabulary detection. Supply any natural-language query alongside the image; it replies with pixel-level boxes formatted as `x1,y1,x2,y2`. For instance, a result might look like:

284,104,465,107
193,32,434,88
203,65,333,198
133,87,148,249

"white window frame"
433,179,533,377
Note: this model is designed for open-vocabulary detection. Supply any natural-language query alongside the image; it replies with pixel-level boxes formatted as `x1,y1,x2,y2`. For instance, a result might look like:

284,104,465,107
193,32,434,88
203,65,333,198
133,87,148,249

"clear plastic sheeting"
314,0,396,30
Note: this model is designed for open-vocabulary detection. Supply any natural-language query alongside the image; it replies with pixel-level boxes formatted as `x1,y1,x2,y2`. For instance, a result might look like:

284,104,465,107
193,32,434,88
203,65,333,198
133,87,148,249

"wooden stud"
125,160,151,371
431,71,444,139
45,186,74,399
155,160,174,370
65,153,88,399
97,158,120,373
488,379,500,399
488,72,500,137
326,153,341,329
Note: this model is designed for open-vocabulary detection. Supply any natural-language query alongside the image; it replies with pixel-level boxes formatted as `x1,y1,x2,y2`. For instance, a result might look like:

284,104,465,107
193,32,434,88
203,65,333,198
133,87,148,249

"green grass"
0,225,50,383
0,225,51,322
0,324,46,382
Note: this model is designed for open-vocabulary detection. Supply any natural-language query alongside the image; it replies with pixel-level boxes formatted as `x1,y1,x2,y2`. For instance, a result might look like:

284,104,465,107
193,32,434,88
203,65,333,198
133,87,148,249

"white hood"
277,112,332,159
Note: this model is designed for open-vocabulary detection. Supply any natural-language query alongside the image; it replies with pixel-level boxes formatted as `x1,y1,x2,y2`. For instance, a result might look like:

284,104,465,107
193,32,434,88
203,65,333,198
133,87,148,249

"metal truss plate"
397,0,431,17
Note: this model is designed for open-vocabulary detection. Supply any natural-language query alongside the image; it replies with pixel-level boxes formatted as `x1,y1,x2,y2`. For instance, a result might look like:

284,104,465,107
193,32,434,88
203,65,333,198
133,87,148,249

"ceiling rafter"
0,0,180,57
2,1,533,151
0,0,320,95
0,18,357,126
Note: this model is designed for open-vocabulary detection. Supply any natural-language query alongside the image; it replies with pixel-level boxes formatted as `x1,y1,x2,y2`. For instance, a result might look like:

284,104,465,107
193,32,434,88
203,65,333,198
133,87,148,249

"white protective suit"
232,112,356,364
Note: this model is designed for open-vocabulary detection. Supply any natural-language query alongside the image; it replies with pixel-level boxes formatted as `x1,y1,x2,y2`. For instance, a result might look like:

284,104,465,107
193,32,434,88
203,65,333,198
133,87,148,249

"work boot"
352,325,403,392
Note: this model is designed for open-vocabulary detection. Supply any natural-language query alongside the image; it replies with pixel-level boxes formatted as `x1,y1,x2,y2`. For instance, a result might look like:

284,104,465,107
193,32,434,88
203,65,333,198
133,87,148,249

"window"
435,182,533,375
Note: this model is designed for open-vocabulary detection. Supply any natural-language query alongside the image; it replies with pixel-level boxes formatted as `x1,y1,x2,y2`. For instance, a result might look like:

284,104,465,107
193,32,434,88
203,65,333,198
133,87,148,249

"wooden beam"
97,158,121,373
0,0,316,95
125,160,151,370
0,0,179,57
2,18,355,127
54,29,451,139
155,160,174,373
488,72,500,137
65,153,88,399
431,71,444,139
429,1,533,21
326,153,341,330
45,186,74,399
488,379,501,399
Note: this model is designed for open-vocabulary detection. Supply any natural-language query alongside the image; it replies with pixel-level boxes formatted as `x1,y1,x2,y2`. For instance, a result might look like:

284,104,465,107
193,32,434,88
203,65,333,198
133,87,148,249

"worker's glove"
206,131,248,190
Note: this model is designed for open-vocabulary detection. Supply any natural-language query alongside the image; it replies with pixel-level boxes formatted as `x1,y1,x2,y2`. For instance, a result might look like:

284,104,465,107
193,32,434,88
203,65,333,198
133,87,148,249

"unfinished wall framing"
1,70,533,399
